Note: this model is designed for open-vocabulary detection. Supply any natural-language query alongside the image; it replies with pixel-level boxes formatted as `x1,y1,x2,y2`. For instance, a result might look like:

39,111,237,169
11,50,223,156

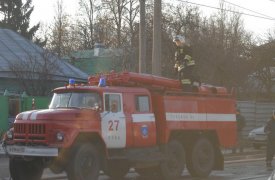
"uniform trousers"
266,138,275,164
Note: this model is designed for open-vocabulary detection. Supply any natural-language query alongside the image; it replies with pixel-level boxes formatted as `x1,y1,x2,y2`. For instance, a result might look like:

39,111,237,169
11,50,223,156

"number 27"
108,120,119,131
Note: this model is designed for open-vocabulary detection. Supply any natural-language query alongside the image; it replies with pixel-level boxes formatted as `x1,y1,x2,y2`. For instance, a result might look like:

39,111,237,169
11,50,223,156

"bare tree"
124,0,139,47
103,0,129,47
76,0,101,48
188,6,254,89
251,39,275,97
93,14,117,47
47,0,72,57
8,51,61,96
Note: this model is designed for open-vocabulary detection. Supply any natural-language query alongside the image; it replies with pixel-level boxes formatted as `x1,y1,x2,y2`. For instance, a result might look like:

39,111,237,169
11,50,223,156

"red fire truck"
0,72,237,180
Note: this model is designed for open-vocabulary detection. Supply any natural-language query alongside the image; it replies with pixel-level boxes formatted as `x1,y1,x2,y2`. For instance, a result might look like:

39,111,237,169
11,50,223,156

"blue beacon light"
69,79,75,85
98,77,106,87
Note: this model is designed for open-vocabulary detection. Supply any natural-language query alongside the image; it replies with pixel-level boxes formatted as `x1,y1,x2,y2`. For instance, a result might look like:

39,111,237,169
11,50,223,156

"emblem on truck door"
141,125,149,138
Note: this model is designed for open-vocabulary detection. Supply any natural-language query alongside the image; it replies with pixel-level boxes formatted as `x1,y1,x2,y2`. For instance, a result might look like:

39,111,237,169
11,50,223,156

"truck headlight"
56,132,64,142
6,129,13,139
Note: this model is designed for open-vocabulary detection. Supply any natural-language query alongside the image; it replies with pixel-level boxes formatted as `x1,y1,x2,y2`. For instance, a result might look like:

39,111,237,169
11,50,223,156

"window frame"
103,93,123,113
135,95,150,113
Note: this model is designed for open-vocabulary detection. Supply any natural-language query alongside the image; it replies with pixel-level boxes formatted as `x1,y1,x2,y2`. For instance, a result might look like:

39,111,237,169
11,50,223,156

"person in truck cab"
111,100,118,112
87,96,98,108
173,35,195,91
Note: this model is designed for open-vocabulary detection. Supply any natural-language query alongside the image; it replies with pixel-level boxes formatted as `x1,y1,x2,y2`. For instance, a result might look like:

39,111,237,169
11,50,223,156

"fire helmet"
173,35,185,44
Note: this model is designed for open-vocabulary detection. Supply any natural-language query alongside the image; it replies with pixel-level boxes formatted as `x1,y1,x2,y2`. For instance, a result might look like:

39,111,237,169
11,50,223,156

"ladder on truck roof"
88,71,232,96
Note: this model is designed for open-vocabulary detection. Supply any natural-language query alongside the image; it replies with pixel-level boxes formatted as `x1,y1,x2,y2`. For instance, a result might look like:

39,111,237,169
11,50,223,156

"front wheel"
9,157,44,180
159,140,185,180
66,143,100,180
187,137,215,177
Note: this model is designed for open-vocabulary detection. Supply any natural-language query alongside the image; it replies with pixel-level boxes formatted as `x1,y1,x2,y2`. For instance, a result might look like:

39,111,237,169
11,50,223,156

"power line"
176,0,275,21
224,0,274,19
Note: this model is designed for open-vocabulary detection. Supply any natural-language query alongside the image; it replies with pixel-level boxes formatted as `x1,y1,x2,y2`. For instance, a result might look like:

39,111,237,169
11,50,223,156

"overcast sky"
31,0,275,37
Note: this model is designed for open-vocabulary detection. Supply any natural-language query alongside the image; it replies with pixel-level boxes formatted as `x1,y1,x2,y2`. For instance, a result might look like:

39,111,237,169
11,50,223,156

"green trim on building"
0,96,8,133
0,95,51,132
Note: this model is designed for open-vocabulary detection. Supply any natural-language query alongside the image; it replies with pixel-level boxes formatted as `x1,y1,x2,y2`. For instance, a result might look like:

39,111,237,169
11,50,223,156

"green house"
64,43,136,75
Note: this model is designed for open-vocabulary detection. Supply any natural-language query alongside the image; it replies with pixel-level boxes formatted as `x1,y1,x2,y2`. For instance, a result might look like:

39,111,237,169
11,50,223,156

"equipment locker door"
131,95,156,147
101,93,126,148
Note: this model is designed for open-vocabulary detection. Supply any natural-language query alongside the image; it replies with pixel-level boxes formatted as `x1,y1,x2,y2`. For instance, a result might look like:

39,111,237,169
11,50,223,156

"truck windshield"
49,92,101,109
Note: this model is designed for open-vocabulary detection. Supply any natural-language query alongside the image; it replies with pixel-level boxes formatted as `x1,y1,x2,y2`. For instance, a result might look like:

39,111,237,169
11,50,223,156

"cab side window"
136,95,150,112
104,94,121,112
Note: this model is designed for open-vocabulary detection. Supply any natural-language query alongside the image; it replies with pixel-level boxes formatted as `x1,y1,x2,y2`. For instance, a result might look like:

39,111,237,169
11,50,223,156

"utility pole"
152,0,161,76
139,0,146,73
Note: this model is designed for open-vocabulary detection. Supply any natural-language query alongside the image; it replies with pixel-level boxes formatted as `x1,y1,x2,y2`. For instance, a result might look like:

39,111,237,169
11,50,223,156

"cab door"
101,93,126,148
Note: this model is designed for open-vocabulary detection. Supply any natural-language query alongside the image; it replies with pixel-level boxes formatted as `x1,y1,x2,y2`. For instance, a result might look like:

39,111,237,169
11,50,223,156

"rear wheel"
159,140,185,180
66,143,100,180
9,157,44,180
187,137,215,177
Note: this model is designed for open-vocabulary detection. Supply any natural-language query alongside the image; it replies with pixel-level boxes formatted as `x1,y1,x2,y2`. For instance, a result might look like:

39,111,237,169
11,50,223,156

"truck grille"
13,123,48,144
15,124,46,134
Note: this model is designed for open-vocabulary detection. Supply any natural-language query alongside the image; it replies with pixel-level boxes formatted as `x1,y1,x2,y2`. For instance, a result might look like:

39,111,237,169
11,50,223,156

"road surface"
0,149,272,180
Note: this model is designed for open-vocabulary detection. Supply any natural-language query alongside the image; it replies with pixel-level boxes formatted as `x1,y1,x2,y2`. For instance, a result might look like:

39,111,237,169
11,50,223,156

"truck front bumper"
0,144,58,157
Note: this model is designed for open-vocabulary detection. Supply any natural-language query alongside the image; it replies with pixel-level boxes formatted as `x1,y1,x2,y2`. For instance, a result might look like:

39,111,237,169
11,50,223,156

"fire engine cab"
0,71,237,180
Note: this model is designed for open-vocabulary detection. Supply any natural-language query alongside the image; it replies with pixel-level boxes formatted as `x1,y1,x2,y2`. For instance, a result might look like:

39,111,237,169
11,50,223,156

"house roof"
0,29,88,82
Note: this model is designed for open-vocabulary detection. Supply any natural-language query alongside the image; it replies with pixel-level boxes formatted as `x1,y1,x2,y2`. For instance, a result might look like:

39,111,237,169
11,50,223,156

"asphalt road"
0,148,272,180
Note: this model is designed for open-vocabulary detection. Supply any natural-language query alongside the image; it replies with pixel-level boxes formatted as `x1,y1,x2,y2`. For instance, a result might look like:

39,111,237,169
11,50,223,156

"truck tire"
187,137,215,177
9,157,44,180
66,143,100,180
159,140,185,180
49,161,64,174
106,160,129,180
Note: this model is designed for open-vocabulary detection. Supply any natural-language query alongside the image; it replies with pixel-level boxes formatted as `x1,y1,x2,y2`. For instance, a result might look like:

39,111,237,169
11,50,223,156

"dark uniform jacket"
264,118,275,141
236,114,246,132
175,45,193,68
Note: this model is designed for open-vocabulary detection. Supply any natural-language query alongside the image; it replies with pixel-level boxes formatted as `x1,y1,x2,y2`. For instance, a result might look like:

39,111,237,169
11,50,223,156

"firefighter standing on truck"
173,35,195,91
